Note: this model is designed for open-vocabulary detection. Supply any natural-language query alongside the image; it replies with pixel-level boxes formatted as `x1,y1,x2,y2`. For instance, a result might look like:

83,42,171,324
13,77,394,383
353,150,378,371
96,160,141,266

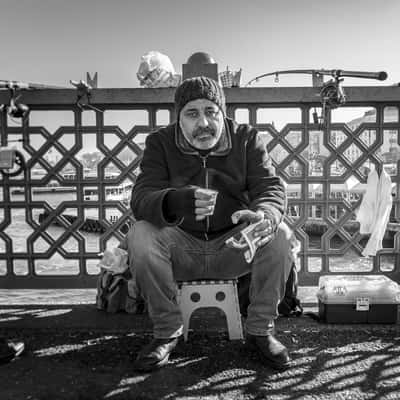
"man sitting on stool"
127,76,295,372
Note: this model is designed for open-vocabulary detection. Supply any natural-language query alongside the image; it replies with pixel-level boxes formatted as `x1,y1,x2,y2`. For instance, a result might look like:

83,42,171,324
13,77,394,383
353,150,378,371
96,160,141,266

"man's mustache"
193,127,215,138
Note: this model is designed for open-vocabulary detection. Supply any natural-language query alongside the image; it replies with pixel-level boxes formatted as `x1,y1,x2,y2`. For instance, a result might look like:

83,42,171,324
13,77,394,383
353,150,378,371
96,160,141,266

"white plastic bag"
97,247,129,275
137,51,181,88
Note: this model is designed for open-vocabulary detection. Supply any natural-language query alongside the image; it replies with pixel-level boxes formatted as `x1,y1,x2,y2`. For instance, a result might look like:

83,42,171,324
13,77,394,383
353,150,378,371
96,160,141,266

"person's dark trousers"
126,221,294,338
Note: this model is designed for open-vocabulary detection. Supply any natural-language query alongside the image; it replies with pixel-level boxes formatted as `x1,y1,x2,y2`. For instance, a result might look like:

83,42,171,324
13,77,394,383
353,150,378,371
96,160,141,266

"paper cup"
196,188,218,216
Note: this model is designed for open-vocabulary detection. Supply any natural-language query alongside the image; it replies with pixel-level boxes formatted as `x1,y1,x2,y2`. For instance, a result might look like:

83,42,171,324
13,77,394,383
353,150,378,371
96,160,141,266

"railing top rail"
1,86,400,105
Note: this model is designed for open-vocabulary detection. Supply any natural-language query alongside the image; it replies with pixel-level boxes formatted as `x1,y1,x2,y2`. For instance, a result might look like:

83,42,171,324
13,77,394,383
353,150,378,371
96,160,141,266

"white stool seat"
177,280,244,341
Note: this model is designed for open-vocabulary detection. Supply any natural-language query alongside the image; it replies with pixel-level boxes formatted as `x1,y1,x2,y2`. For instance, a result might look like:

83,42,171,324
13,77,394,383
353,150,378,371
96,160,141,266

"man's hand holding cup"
194,188,218,221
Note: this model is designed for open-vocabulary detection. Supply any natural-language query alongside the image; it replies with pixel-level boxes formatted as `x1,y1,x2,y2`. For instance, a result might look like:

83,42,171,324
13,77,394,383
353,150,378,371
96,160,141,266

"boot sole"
133,353,170,372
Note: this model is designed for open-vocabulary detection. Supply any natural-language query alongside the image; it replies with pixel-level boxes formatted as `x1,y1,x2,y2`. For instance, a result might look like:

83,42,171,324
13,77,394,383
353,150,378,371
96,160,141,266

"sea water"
1,193,395,277
1,192,121,276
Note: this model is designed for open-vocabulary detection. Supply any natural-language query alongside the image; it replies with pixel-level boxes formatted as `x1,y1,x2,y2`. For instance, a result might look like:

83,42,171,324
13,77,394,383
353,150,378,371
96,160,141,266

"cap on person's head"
174,76,226,118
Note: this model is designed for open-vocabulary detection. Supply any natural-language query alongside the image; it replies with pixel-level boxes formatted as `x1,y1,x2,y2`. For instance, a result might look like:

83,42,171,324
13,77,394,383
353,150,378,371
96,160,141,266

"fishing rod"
0,78,101,120
246,69,388,87
246,69,388,127
0,80,68,90
0,80,68,119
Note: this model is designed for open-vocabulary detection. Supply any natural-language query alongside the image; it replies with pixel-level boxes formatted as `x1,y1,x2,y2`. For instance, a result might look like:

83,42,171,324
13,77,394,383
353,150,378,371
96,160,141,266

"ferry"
83,181,133,204
33,181,76,194
62,169,121,180
38,210,133,234
11,169,130,196
12,180,133,201
11,181,77,195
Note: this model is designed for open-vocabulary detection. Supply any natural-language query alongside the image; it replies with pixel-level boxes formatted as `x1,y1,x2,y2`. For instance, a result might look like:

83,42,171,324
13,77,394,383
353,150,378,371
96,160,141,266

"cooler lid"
317,275,400,305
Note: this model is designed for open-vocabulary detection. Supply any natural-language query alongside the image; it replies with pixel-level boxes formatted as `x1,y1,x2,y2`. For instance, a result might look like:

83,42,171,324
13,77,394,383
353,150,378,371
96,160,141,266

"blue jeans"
126,221,294,338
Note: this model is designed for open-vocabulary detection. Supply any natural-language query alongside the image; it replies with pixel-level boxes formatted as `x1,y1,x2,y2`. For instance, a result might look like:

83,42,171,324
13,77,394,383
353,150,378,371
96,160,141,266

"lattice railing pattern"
227,104,400,285
0,87,399,287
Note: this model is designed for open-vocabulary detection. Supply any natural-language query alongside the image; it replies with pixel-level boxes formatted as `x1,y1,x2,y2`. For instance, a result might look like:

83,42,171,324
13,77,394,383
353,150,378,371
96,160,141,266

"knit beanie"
174,76,226,117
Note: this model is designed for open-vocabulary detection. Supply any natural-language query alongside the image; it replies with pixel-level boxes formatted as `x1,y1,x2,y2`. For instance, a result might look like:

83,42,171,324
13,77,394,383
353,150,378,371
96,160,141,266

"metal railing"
0,86,399,288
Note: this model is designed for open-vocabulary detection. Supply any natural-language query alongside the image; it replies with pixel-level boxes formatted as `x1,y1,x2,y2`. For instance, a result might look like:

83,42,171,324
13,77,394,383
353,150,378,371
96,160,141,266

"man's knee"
127,220,155,248
265,221,294,255
125,220,159,269
254,222,297,271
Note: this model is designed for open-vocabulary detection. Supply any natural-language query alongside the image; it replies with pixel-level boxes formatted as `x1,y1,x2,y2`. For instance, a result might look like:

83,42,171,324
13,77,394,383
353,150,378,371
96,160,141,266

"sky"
1,0,400,88
1,0,399,158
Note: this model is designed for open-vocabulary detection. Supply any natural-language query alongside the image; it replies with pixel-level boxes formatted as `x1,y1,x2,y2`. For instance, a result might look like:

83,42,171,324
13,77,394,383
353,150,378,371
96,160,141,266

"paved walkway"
1,290,400,399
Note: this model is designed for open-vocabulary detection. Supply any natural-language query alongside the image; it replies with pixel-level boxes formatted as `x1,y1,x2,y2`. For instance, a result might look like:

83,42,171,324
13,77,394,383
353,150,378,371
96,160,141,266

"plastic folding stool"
178,279,244,341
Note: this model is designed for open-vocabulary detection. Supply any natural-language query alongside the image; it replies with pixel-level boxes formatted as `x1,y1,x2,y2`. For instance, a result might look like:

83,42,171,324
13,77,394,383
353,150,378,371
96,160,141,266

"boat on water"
35,178,134,234
11,169,133,199
83,181,133,205
38,210,132,234
12,183,77,195
34,182,76,194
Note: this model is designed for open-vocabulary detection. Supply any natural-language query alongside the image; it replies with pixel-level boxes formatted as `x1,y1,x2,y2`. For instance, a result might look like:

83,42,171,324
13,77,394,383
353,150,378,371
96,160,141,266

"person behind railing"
127,76,296,372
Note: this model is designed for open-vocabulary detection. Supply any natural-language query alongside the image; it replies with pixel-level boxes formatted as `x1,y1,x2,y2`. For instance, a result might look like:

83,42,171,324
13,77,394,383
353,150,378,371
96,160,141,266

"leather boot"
133,337,179,372
0,338,25,364
246,333,291,371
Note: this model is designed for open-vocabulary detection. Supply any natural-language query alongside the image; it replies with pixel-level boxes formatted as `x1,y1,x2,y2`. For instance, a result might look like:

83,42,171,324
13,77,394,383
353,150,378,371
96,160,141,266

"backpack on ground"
95,247,146,314
277,262,303,317
96,268,145,314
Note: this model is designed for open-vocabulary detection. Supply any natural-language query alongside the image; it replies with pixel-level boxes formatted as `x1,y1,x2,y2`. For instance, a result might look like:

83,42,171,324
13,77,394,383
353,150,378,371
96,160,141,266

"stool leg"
223,307,244,340
222,284,244,340
181,307,191,342
178,291,192,342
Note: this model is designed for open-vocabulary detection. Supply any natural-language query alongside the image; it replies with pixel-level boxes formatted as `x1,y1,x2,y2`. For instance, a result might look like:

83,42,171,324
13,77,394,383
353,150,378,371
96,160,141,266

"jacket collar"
174,118,232,156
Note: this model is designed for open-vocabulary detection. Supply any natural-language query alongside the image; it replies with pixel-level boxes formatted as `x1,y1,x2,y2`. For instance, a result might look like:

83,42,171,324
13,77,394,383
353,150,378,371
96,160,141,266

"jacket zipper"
200,155,209,240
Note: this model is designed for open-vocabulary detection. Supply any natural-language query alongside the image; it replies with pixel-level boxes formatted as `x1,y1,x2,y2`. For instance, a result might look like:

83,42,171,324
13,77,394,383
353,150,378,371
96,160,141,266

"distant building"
346,106,400,175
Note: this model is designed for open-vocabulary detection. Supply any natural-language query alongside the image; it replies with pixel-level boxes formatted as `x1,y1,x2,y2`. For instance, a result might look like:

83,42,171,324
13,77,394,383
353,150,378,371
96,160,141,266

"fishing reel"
0,147,26,177
1,78,73,120
1,97,30,119
320,78,346,109
315,76,347,127
70,79,102,113
0,86,30,120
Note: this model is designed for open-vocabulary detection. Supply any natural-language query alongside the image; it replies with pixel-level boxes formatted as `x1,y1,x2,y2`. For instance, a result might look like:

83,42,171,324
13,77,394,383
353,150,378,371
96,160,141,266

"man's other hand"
231,209,274,248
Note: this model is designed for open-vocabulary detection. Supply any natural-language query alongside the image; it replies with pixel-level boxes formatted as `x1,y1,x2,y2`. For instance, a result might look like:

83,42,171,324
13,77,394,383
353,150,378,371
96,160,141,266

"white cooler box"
317,275,400,324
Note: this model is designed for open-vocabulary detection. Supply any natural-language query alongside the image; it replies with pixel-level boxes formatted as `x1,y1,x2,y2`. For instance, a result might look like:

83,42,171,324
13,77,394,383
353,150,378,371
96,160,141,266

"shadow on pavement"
1,309,400,399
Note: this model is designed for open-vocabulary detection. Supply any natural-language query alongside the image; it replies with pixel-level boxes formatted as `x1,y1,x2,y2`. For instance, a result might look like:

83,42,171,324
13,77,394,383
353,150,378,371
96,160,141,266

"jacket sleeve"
246,128,286,230
130,132,177,227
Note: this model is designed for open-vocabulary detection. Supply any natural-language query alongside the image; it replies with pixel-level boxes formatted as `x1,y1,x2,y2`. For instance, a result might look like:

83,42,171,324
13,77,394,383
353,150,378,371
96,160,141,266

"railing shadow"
1,308,400,400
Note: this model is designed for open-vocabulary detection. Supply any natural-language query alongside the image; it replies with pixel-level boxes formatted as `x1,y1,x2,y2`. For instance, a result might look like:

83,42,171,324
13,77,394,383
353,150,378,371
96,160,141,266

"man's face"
179,98,224,150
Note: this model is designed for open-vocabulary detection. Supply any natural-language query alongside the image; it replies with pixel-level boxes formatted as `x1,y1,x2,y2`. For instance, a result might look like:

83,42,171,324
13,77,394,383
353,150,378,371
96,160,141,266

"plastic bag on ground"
97,247,129,275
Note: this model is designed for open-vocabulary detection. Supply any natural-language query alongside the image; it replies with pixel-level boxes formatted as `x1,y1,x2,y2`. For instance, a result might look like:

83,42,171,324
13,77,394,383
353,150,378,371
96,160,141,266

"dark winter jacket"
130,118,286,240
